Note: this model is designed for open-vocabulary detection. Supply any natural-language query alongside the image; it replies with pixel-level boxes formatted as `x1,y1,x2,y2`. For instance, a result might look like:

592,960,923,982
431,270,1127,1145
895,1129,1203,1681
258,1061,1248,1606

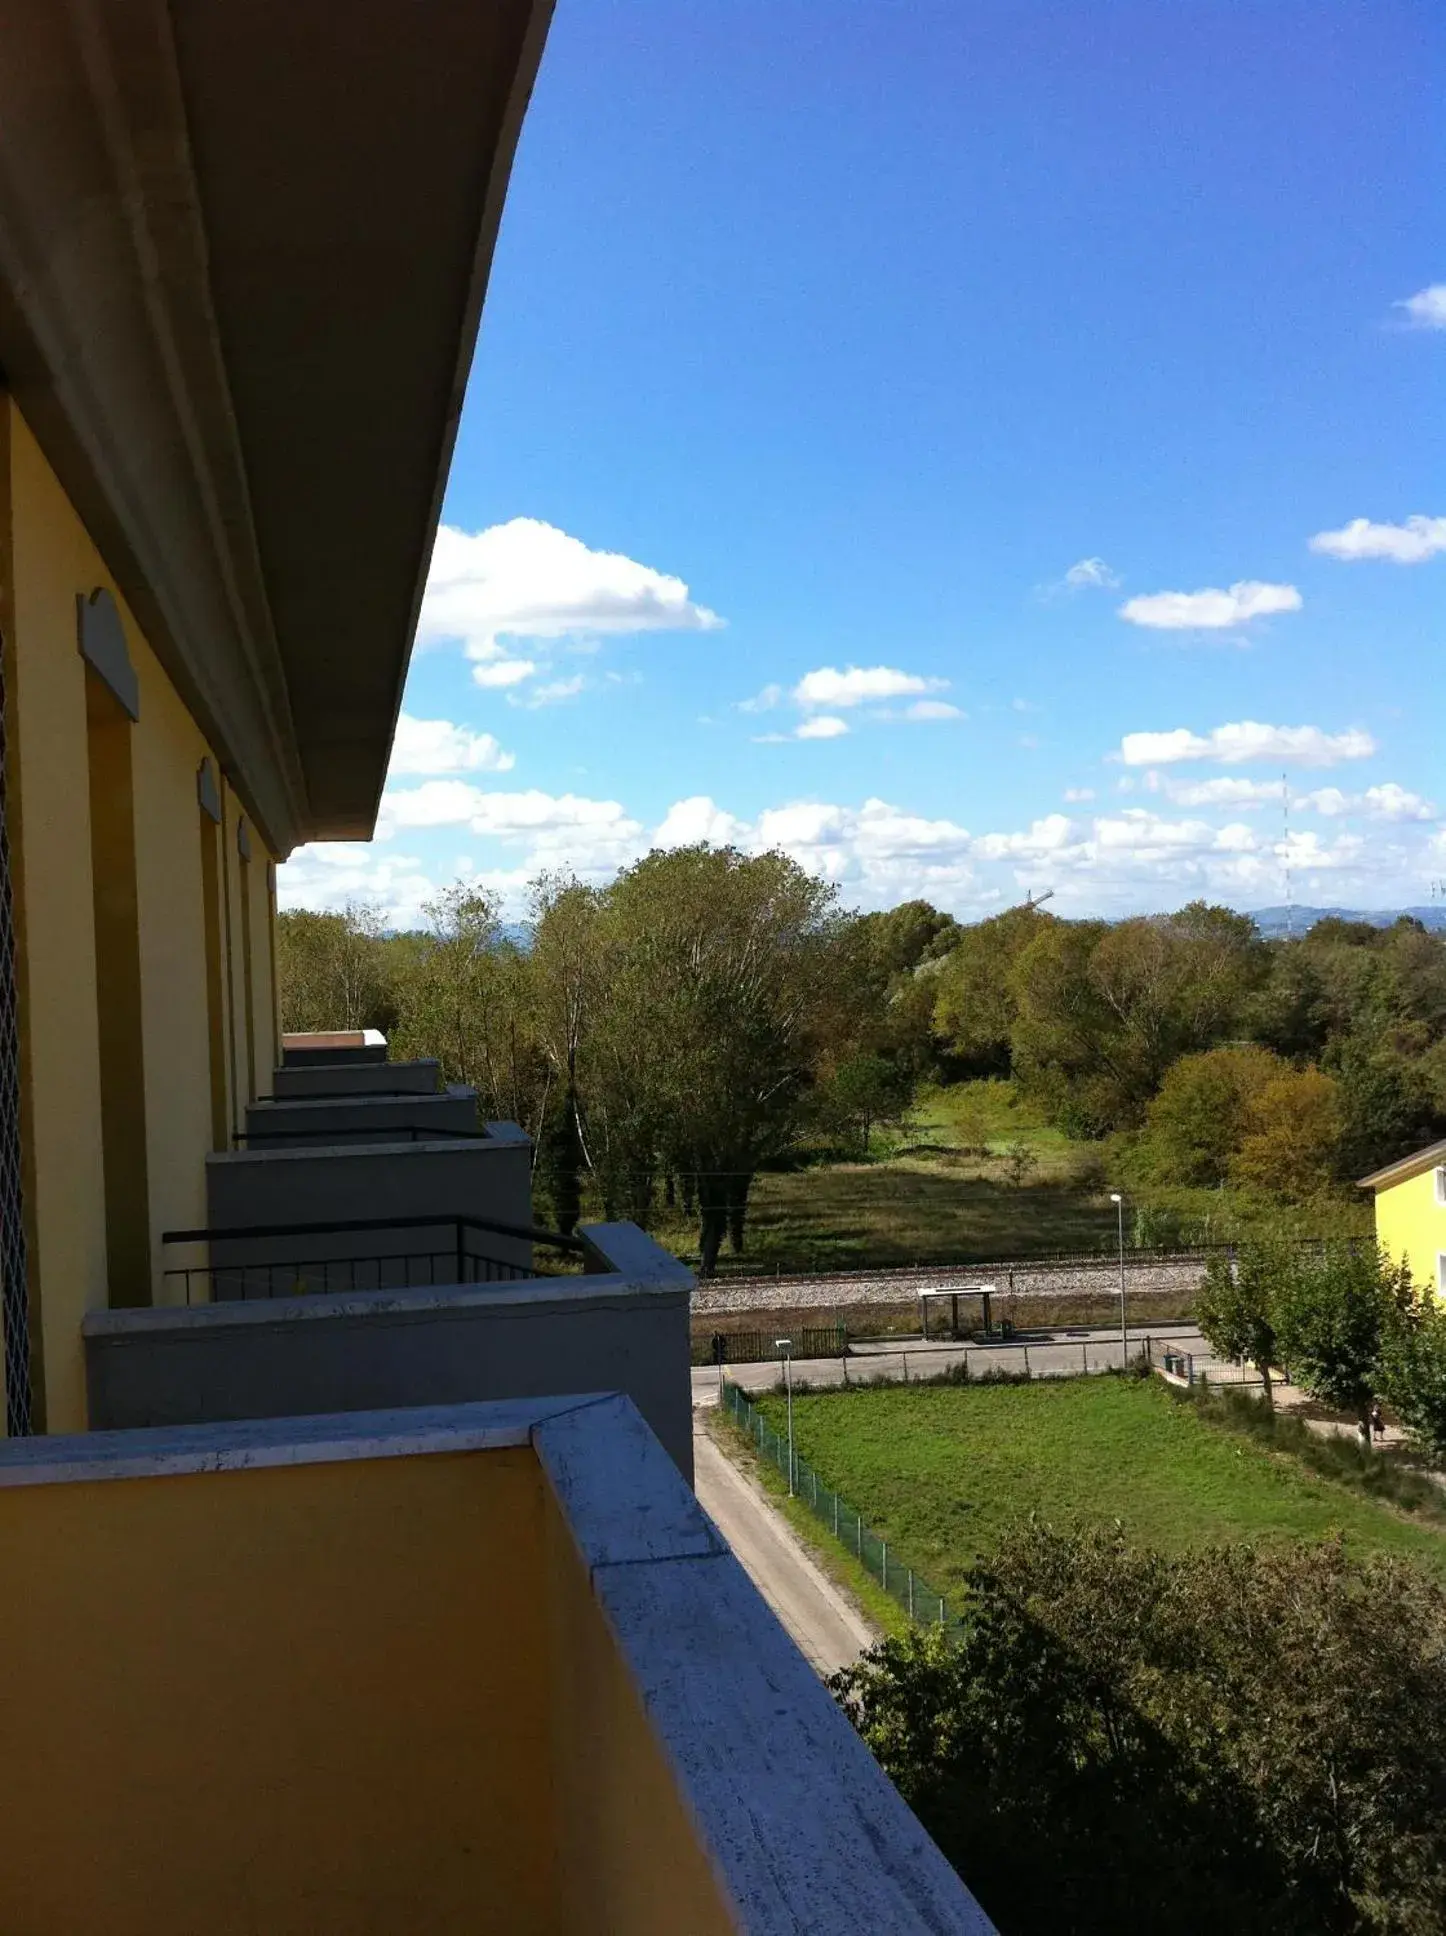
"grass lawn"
754,1375,1446,1591
629,1078,1369,1276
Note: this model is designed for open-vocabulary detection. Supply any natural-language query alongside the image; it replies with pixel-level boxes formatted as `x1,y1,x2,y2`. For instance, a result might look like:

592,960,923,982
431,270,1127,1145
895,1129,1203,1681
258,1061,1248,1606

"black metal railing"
232,1126,490,1147
160,1212,603,1306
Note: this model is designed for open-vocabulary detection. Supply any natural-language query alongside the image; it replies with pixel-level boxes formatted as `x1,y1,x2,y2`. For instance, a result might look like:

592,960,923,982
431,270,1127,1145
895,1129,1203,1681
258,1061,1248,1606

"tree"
1009,905,1264,1134
1196,1241,1283,1403
394,886,503,1089
1001,1140,1037,1189
931,904,1055,1075
833,1522,1446,1934
854,899,960,979
1273,1240,1416,1438
1139,1044,1284,1187
823,1052,914,1157
587,845,851,1271
528,875,603,1231
1333,1039,1442,1181
275,902,389,1033
1230,1067,1343,1199
1377,1295,1446,1463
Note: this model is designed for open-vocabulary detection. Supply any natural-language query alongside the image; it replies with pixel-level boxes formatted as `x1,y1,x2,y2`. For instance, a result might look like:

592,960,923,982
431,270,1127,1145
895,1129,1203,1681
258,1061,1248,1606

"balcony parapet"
241,1085,483,1148
0,1393,994,1932
85,1222,696,1478
272,1056,444,1100
280,1029,388,1067
205,1122,535,1244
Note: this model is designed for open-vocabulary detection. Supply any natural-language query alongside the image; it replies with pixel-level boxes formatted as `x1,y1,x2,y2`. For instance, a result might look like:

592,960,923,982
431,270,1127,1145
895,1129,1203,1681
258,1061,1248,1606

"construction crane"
1019,888,1055,912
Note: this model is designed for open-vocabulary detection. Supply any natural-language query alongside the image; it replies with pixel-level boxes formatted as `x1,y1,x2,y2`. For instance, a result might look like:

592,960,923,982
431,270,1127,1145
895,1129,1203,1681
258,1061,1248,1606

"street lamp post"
1110,1192,1127,1359
775,1338,795,1494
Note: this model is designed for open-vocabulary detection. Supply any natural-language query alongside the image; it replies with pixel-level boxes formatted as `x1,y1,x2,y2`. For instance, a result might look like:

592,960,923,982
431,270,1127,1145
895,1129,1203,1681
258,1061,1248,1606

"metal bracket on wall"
76,588,140,721
197,758,222,824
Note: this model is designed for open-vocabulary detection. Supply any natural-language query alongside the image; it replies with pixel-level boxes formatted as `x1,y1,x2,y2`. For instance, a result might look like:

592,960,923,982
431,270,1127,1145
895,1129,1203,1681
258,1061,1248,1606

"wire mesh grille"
0,641,30,1434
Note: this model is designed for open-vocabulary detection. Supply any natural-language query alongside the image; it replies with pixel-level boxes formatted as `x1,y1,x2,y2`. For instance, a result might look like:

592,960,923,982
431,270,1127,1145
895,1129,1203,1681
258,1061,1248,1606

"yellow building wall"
1,401,283,1423
0,1448,561,1936
1375,1166,1446,1295
543,1492,739,1936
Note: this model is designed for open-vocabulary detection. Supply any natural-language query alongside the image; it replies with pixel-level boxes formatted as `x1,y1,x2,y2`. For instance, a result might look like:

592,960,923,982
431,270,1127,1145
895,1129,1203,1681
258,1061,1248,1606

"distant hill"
1247,904,1446,939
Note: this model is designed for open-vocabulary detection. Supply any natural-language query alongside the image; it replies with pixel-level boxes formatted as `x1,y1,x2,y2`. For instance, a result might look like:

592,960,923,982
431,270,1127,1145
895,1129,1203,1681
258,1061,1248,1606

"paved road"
692,1417,875,1678
692,1322,1208,1405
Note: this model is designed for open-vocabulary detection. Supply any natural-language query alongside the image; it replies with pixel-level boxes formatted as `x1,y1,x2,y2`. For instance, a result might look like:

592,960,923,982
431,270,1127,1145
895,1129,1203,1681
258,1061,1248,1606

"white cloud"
283,772,1446,927
1063,557,1121,591
1157,776,1285,809
654,797,747,849
511,675,586,708
1062,787,1095,803
1308,515,1446,564
650,795,977,905
376,783,644,882
1277,830,1366,872
387,713,515,776
1296,787,1350,817
793,665,947,709
1117,721,1376,767
974,814,1080,861
1118,580,1302,631
471,658,536,689
1394,284,1446,330
1364,783,1436,822
901,700,963,722
795,714,850,740
419,518,722,661
276,843,442,931
738,683,783,714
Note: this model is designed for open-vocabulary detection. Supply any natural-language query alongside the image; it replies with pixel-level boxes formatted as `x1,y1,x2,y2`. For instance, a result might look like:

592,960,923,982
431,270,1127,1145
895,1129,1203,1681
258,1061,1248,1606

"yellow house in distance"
1359,1140,1446,1296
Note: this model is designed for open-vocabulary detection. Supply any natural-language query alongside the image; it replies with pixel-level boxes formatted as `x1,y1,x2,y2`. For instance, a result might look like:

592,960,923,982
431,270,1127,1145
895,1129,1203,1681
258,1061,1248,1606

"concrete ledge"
0,1395,994,1932
272,1057,443,1100
87,1224,696,1477
243,1086,481,1147
203,1127,536,1284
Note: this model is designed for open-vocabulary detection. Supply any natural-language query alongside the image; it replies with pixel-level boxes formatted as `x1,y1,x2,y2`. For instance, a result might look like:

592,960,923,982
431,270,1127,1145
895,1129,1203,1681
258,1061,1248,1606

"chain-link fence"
721,1379,962,1633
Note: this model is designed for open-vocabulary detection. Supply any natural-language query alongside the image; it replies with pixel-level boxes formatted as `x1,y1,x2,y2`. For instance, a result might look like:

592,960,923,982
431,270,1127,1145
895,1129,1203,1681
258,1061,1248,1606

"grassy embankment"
750,1375,1446,1593
652,1078,1371,1282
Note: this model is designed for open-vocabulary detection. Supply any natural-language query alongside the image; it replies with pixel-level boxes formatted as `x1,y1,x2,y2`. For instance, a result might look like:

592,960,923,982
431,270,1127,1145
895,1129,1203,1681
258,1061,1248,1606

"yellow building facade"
0,0,554,1439
1360,1140,1446,1296
1,401,280,1432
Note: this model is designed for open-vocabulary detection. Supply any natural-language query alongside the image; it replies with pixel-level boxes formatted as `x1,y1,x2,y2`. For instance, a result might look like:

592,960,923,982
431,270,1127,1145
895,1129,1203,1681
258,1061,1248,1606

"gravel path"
692,1254,1209,1315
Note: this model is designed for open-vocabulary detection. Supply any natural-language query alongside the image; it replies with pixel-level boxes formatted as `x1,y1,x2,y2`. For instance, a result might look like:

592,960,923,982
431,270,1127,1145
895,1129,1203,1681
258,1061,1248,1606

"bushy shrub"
834,1523,1446,1933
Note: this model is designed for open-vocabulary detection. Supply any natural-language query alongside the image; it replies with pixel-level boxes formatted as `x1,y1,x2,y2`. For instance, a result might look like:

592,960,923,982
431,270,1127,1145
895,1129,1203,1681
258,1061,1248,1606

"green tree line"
279,855,1446,1263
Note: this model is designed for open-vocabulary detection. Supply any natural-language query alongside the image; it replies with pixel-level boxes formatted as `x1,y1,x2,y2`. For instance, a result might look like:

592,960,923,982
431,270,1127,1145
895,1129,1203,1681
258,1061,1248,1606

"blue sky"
283,0,1445,925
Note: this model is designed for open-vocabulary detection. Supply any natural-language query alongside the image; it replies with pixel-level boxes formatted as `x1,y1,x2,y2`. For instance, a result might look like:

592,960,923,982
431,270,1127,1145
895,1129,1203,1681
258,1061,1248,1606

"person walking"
1371,1401,1385,1442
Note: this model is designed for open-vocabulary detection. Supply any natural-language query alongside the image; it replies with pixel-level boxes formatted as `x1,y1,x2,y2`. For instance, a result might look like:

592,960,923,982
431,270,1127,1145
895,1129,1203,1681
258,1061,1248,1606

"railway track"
692,1252,1209,1315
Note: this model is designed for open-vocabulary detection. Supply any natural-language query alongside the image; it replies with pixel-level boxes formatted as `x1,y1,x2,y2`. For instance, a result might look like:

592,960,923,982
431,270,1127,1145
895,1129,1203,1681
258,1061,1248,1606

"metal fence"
694,1323,848,1367
721,1379,962,1634
160,1212,599,1304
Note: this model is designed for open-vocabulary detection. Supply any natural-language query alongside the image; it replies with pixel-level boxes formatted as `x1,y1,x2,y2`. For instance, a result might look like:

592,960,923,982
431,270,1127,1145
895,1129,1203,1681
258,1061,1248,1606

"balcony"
86,1031,692,1470
0,1394,992,1934
86,1219,696,1477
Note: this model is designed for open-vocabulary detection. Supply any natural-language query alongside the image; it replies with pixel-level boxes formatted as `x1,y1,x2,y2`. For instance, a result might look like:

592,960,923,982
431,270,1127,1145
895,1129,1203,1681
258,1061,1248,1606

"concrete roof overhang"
0,0,553,853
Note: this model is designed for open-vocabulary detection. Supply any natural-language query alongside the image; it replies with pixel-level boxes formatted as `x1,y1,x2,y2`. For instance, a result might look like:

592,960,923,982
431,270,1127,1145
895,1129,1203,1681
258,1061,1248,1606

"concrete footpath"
692,1416,875,1679
692,1321,1207,1405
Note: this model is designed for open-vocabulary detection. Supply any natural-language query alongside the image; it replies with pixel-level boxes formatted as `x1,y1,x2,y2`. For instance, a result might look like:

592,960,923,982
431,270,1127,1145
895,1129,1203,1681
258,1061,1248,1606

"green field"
637,1078,1369,1276
753,1376,1446,1589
